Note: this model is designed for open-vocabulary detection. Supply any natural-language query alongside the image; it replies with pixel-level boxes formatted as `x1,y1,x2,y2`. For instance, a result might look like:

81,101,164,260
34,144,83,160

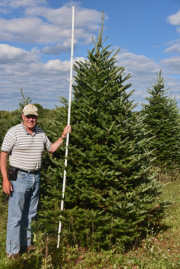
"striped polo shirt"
1,122,52,171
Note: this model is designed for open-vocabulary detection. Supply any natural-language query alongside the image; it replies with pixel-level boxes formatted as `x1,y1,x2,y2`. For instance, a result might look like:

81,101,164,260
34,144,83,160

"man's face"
22,114,38,130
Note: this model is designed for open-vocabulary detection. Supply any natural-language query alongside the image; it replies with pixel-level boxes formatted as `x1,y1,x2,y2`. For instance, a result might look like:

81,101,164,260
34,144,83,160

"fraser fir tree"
142,70,180,171
38,25,166,250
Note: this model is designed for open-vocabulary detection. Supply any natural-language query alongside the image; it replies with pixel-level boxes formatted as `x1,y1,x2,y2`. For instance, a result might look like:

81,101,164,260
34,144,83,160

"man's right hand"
3,179,13,196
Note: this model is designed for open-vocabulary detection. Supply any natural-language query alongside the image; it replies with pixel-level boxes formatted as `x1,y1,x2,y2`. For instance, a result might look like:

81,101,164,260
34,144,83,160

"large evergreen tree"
142,70,180,171
38,26,166,250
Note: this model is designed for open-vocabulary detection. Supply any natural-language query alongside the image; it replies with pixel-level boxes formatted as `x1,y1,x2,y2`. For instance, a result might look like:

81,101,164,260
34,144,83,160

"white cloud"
44,59,70,72
115,51,161,107
165,12,180,56
0,17,68,44
0,3,103,46
0,44,39,63
117,52,160,73
74,56,85,63
25,4,103,30
161,56,180,74
115,49,180,109
0,0,46,9
25,4,103,43
164,43,180,54
116,51,160,87
167,10,180,26
0,42,71,110
41,39,77,54
167,11,180,39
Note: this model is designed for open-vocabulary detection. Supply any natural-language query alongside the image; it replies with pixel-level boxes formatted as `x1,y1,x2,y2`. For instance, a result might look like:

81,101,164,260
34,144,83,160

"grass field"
0,179,180,268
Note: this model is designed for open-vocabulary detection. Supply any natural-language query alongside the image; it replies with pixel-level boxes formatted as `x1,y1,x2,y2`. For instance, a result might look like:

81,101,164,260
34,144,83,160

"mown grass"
1,179,180,268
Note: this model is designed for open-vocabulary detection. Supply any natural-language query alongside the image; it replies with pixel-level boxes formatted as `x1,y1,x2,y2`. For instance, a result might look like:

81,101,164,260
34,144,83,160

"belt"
17,168,40,174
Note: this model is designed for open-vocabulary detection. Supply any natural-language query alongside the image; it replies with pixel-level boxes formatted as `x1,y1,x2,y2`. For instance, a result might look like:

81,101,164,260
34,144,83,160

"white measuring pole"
57,6,75,248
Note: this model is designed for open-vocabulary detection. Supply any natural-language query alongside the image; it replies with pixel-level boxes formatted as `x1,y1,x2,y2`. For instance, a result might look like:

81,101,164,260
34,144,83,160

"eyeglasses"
25,115,38,119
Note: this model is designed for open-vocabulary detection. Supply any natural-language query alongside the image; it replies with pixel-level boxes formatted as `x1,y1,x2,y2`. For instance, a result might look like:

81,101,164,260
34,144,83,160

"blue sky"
0,0,180,111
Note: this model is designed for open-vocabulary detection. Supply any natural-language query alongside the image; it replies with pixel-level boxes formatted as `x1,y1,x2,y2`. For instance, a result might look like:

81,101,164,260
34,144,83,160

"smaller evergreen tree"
19,88,31,110
142,70,180,171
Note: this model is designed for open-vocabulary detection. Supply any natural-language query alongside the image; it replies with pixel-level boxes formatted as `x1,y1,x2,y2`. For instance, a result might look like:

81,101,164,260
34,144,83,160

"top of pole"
67,5,75,126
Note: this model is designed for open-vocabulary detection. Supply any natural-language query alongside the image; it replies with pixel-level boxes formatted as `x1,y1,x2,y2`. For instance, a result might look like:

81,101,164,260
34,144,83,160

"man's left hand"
61,125,71,139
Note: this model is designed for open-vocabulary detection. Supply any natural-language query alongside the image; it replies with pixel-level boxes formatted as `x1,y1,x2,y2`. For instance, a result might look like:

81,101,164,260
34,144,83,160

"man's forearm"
1,151,8,180
50,136,65,153
1,151,13,195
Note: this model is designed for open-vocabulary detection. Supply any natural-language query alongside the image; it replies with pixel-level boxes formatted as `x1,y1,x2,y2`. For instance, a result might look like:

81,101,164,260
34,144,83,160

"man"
0,104,71,258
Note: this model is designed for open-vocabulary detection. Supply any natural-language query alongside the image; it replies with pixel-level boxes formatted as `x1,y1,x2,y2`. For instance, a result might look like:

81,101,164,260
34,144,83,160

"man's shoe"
7,253,19,259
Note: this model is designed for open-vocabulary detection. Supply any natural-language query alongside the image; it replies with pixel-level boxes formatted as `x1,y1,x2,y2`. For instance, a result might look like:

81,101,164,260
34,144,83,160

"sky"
0,0,180,111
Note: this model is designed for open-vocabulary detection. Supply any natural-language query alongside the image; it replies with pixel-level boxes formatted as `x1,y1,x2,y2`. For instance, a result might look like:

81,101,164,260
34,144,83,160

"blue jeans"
6,171,41,255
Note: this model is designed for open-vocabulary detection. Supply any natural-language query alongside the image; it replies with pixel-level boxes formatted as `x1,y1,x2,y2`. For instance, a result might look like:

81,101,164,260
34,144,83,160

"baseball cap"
23,104,38,116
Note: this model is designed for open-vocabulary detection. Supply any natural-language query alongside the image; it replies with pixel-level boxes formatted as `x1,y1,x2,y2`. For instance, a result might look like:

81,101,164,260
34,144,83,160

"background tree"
19,88,31,110
142,70,180,173
38,24,166,251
